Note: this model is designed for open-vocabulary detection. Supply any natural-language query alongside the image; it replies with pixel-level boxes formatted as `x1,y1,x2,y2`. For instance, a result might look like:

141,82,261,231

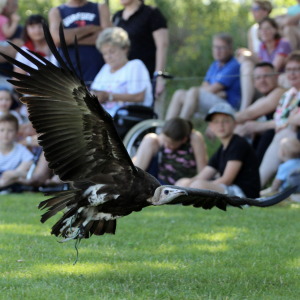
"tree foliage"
17,0,296,77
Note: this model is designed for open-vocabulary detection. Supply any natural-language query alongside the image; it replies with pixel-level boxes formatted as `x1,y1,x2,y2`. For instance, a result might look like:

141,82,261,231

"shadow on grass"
1,194,300,299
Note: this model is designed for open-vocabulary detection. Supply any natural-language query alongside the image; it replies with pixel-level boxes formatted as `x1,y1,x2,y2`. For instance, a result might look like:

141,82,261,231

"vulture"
0,23,296,260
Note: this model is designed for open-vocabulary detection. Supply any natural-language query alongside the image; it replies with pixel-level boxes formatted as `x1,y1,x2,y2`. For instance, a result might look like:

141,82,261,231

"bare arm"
2,13,20,38
271,178,283,192
190,131,208,173
235,87,285,123
92,90,145,104
195,165,218,181
134,133,160,170
153,28,168,73
48,7,101,47
235,120,276,136
285,13,300,26
153,28,169,97
99,3,112,29
213,160,242,186
202,82,224,94
273,55,287,73
0,161,32,187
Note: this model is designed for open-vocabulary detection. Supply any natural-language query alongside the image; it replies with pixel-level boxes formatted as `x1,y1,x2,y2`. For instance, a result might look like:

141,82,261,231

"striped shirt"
0,143,33,173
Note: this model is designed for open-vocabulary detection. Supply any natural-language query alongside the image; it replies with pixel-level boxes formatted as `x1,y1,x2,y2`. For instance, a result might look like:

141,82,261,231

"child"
134,118,208,185
0,113,33,190
0,87,22,124
0,0,20,46
270,138,300,192
176,103,261,198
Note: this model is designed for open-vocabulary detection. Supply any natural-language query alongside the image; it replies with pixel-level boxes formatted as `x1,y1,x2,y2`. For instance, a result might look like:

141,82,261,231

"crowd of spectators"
1,0,300,200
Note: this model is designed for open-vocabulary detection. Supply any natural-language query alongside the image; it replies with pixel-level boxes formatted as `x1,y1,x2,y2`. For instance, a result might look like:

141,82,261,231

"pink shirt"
0,15,8,41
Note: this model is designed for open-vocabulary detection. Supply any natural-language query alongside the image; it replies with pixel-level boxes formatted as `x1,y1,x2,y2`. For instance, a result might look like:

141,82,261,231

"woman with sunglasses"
236,1,272,110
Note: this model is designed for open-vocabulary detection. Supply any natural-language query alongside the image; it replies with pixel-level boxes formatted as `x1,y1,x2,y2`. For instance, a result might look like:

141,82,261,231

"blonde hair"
0,0,7,14
280,138,300,159
96,27,130,52
254,1,272,13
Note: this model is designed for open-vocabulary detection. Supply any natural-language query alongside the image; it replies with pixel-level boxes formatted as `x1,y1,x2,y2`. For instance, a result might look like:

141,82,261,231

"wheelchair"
114,71,172,157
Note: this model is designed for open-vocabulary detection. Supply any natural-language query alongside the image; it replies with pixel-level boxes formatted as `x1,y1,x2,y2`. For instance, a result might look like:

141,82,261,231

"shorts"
198,88,228,115
220,184,246,198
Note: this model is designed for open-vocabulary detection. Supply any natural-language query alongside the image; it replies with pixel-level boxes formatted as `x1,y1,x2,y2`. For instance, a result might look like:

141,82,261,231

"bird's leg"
73,225,86,266
59,216,91,243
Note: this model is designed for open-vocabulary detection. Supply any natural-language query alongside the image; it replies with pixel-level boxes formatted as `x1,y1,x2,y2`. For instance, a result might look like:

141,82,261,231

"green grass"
1,194,300,299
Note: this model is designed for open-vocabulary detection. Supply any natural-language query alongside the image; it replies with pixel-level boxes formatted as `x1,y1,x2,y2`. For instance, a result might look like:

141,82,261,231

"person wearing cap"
176,103,261,198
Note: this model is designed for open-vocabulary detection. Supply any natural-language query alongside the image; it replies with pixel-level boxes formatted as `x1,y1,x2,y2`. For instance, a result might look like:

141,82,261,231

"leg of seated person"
134,133,160,171
254,129,275,166
175,177,194,187
240,60,255,111
259,128,297,187
165,89,186,120
18,152,52,186
179,87,199,119
189,179,225,193
283,25,300,50
180,88,228,120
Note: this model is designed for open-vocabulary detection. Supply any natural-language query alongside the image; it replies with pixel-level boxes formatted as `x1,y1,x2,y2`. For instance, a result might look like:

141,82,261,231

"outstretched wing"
0,22,137,183
150,186,298,211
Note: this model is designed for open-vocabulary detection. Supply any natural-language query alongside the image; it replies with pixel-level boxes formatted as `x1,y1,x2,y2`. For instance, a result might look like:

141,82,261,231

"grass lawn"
1,194,300,299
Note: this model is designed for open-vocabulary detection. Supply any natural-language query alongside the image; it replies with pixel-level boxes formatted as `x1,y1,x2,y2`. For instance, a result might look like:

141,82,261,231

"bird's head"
148,186,188,206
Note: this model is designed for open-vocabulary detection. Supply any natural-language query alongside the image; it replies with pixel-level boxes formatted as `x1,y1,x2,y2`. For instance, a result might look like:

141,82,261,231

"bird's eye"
164,190,169,195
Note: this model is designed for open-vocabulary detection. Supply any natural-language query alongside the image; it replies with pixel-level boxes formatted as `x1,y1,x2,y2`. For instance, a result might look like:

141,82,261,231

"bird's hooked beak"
148,186,188,206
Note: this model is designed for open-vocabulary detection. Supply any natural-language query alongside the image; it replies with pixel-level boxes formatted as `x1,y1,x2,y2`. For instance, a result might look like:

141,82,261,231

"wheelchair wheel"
123,119,165,158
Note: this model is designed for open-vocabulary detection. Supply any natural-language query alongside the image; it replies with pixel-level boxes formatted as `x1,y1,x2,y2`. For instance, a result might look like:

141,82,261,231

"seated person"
275,0,300,51
234,62,286,164
91,27,152,117
237,1,272,59
239,17,292,110
0,113,33,190
133,118,207,185
270,138,300,192
166,33,241,120
260,51,300,187
0,86,23,124
176,103,261,199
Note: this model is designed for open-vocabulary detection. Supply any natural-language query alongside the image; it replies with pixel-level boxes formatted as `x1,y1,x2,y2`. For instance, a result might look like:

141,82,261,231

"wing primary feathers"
74,35,84,81
41,20,70,70
248,185,298,207
6,41,46,69
59,22,79,79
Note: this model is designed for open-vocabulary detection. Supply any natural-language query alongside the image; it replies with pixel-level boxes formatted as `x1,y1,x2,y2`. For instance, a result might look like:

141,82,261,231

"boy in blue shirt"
271,137,300,192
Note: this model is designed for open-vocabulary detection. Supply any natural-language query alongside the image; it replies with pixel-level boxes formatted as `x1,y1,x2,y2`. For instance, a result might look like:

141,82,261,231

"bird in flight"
0,23,296,260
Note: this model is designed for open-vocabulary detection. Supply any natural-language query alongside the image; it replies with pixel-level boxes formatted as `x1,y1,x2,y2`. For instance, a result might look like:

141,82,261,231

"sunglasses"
251,6,261,11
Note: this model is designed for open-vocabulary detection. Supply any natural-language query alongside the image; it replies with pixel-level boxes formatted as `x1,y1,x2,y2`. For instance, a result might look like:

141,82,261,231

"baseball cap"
205,103,235,121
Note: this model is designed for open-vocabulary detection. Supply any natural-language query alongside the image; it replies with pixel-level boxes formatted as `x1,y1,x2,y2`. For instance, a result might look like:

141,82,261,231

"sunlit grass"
1,193,300,299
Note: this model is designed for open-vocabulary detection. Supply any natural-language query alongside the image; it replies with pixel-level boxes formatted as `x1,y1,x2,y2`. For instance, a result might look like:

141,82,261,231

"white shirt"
251,24,260,54
0,143,33,173
15,46,58,70
90,59,153,117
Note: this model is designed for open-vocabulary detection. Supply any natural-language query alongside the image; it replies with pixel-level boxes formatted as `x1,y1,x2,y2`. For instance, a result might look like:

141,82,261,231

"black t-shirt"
208,134,260,198
113,4,167,78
